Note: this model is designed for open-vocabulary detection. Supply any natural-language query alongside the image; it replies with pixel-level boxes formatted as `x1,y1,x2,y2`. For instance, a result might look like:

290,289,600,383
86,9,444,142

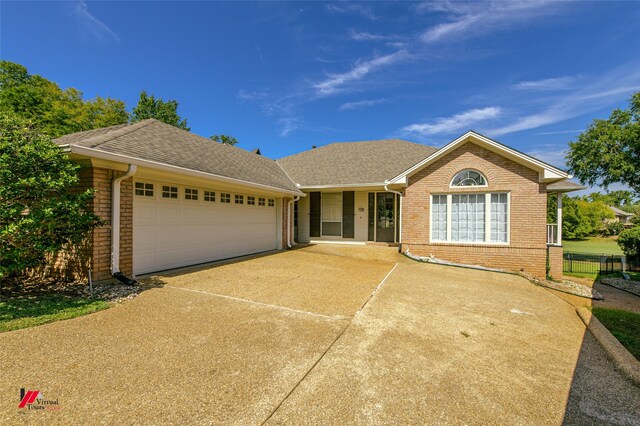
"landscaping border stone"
601,277,640,298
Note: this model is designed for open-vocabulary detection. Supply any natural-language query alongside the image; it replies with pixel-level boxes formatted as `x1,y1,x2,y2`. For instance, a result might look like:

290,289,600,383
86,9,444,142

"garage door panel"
133,181,279,275
157,204,180,225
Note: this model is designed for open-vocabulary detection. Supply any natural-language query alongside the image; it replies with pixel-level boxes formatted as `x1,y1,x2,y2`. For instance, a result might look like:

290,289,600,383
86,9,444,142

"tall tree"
131,91,189,130
210,134,238,146
0,113,103,281
0,60,129,138
566,92,640,194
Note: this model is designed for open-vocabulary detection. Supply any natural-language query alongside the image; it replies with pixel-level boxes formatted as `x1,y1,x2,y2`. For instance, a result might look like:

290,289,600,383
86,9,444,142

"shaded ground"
1,245,638,424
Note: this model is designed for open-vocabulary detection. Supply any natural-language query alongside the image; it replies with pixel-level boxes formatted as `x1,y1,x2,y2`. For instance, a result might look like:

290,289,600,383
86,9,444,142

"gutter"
384,184,404,252
111,164,137,284
62,144,304,197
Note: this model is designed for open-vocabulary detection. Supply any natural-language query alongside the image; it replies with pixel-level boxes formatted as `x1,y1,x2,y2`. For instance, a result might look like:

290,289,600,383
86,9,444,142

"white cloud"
278,116,304,137
339,98,386,111
421,0,556,44
326,3,376,20
401,107,502,136
513,76,577,91
237,89,269,100
489,65,640,136
526,144,568,168
535,129,582,136
73,1,120,43
314,50,408,96
349,30,396,41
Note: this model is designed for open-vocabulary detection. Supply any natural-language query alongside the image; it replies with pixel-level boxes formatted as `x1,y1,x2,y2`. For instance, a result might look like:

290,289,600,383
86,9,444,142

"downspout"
287,196,301,248
384,184,403,253
111,164,138,284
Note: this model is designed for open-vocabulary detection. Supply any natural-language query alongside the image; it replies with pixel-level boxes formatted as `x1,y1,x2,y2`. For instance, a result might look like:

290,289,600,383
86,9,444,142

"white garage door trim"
133,179,278,275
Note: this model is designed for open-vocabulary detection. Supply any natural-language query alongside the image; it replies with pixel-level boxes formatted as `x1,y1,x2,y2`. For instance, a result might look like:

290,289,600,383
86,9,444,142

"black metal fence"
563,252,640,275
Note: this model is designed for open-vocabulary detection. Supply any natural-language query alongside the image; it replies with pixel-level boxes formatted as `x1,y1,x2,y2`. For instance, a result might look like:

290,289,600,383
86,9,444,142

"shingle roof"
54,119,300,193
277,139,438,186
545,180,586,192
610,206,633,217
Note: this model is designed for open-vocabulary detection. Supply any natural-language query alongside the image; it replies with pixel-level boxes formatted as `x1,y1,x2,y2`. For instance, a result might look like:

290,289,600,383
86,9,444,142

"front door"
376,193,395,242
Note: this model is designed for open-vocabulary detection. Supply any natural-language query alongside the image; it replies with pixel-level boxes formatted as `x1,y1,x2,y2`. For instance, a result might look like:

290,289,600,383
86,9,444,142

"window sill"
428,241,510,247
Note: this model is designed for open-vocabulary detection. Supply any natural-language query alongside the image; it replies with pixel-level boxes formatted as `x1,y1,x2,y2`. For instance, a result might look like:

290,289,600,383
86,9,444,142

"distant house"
54,121,581,281
609,206,635,226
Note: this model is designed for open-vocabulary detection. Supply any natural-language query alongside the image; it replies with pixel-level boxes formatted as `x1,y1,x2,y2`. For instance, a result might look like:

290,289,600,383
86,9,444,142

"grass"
0,293,109,332
592,307,640,360
564,271,599,280
563,237,623,255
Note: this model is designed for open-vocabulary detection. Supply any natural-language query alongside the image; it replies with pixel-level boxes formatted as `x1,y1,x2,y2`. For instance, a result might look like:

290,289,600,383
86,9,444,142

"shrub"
0,113,102,282
603,221,624,236
617,226,640,258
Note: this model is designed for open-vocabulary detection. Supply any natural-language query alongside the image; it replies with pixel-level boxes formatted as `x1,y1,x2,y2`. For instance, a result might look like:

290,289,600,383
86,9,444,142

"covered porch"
294,186,403,244
546,180,586,279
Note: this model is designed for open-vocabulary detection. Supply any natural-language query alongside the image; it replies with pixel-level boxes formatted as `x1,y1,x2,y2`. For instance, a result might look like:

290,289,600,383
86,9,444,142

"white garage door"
133,180,278,275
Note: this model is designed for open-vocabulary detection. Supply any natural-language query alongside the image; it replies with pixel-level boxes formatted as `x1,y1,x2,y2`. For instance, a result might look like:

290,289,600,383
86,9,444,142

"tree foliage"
547,194,615,239
131,91,189,130
618,226,640,258
582,190,637,208
567,92,640,194
210,134,238,146
0,113,103,281
0,61,129,138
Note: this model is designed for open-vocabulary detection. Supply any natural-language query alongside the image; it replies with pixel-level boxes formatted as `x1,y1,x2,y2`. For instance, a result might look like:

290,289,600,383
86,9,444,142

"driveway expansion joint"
164,285,351,321
260,262,399,425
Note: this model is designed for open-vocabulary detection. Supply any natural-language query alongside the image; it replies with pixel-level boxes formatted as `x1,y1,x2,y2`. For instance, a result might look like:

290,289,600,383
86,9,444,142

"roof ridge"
71,119,157,148
275,159,299,188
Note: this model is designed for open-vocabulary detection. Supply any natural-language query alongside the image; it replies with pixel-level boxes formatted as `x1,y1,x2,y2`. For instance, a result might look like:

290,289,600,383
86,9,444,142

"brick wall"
402,141,549,278
90,168,133,281
547,245,563,281
47,165,133,282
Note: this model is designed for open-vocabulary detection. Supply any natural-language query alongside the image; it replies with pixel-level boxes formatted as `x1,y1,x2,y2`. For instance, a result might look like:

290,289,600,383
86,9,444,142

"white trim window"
431,192,510,244
185,188,199,200
321,192,342,236
450,169,487,187
431,195,447,241
162,186,178,199
452,194,485,242
491,193,509,243
135,182,154,197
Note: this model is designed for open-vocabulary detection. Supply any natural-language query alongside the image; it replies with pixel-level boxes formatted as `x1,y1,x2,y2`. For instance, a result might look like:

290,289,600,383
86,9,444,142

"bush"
617,226,640,257
603,221,624,236
0,113,102,282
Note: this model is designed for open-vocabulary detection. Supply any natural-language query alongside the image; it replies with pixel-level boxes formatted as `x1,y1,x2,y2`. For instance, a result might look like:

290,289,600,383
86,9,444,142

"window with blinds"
321,192,342,236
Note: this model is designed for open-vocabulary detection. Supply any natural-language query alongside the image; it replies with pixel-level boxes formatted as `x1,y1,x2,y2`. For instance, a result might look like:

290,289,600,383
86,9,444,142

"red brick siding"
47,166,133,282
547,245,563,280
402,141,549,277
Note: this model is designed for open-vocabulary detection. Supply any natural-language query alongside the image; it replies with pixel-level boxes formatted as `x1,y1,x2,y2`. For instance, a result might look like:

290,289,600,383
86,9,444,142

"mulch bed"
600,278,640,298
0,276,145,303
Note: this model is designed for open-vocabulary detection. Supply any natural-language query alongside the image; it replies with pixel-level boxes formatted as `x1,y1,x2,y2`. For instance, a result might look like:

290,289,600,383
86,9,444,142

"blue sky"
2,1,640,180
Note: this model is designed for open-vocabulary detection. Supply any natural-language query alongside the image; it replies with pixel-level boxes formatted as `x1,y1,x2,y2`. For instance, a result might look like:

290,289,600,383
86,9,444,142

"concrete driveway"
1,245,638,425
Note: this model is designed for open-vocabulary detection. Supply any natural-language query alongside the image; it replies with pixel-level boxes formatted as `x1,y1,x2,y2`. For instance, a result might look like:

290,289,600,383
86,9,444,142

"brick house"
55,122,580,281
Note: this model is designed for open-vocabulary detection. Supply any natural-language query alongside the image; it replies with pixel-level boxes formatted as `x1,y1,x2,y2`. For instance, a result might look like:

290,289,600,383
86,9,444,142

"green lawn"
0,293,109,332
592,307,640,360
563,237,623,255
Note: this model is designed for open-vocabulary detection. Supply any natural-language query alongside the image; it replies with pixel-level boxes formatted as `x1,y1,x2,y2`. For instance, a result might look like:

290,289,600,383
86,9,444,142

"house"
609,206,635,227
54,120,580,281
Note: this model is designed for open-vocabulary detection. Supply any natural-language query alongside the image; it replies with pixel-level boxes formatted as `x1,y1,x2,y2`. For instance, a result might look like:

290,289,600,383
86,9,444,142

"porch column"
557,192,562,245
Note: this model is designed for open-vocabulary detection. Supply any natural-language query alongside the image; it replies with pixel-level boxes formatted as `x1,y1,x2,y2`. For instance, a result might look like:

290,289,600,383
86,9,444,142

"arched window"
450,169,487,187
